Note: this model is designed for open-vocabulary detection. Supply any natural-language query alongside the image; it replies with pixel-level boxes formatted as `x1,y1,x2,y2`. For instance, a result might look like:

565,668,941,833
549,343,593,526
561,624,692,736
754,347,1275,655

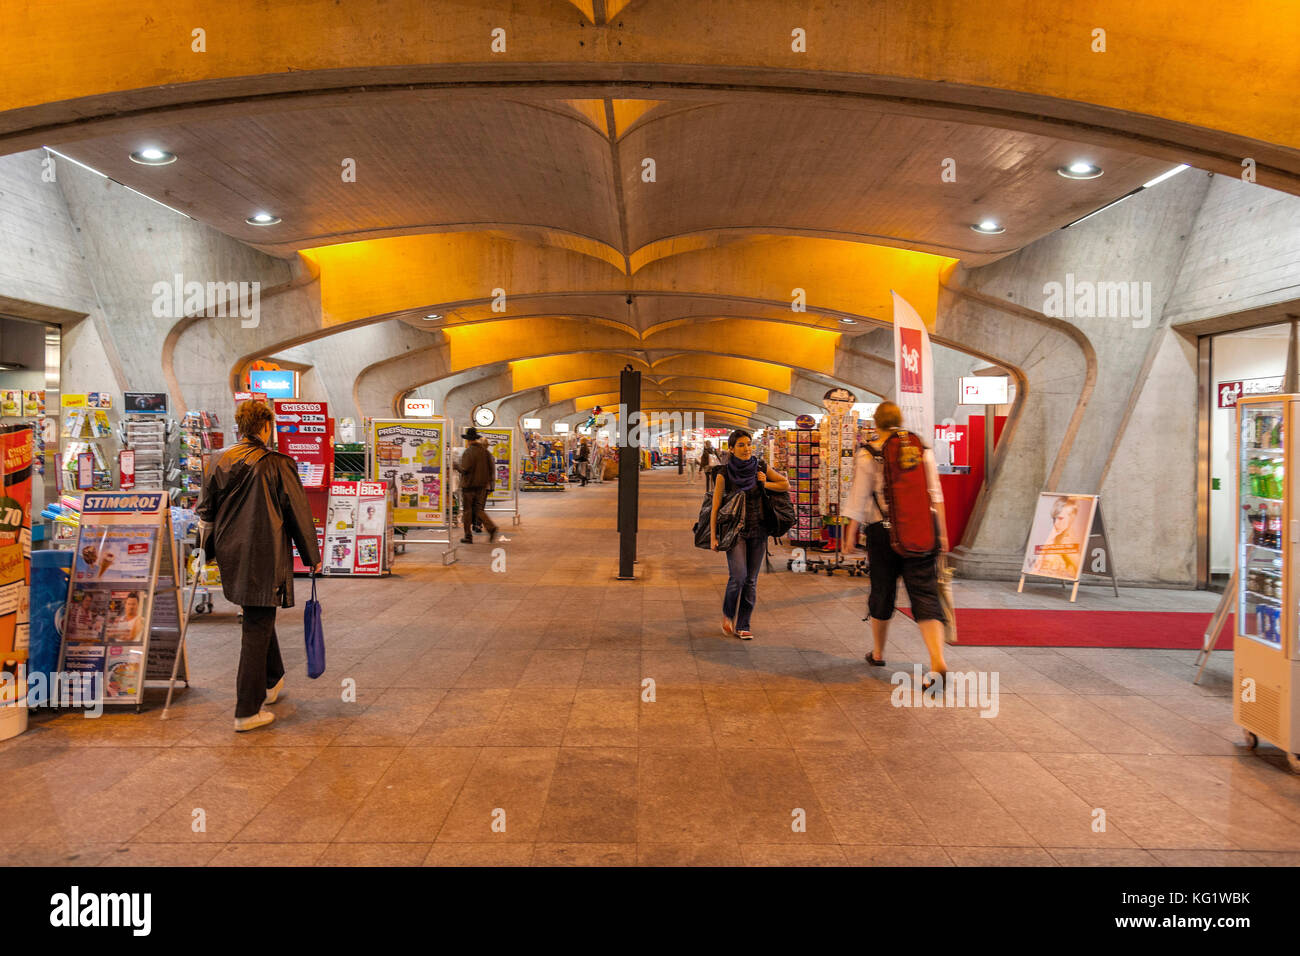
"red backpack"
870,429,940,557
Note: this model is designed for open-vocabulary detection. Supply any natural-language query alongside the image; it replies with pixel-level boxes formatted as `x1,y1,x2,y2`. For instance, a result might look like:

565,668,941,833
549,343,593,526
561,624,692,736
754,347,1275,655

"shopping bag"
304,576,326,678
937,555,958,645
692,489,745,550
762,489,796,538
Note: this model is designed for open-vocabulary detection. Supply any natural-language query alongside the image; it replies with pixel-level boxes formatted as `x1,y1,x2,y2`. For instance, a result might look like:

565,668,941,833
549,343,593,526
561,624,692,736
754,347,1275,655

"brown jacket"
195,436,321,608
457,442,495,491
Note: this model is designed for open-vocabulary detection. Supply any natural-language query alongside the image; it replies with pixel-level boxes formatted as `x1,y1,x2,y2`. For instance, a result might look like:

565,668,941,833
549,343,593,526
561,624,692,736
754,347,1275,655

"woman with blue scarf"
709,429,790,639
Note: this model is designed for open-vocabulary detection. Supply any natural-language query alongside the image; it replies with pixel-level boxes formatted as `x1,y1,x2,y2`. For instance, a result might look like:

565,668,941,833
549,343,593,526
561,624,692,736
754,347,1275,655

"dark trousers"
865,521,946,624
723,534,767,630
461,486,497,538
236,605,284,718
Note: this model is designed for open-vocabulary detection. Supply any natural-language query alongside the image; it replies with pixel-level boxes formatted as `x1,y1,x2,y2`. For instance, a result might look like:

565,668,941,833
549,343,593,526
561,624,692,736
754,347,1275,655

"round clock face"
473,406,496,427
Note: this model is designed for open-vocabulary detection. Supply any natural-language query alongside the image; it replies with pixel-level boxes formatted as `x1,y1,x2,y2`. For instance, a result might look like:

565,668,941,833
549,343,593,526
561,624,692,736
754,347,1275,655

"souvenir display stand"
55,491,189,711
479,426,521,525
274,400,332,573
368,416,457,564
323,479,394,575
1231,395,1300,772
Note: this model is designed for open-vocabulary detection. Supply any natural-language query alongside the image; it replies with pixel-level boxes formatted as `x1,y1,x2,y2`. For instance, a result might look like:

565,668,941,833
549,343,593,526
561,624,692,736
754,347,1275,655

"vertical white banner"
892,290,934,443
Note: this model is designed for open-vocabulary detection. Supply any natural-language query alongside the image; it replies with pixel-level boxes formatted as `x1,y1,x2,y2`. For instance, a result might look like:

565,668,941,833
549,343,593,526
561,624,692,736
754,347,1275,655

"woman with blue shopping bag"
197,400,322,733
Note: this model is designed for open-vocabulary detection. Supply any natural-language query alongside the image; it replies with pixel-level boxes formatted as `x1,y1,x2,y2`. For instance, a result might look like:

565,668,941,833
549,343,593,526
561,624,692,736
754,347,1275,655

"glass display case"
1234,394,1300,773
1238,399,1286,649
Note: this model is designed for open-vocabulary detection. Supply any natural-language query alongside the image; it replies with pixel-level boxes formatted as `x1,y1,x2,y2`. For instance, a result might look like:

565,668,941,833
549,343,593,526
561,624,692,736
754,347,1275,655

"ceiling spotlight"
129,147,176,166
245,212,281,226
971,219,1005,235
423,314,442,321
839,317,858,325
1058,161,1103,180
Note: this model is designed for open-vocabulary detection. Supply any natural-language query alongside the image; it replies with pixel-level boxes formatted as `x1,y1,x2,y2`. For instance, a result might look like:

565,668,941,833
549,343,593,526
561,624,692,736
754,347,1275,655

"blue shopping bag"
304,576,326,679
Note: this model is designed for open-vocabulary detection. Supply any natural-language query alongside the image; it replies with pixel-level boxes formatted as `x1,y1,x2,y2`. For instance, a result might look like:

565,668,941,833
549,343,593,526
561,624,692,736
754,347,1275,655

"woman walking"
843,401,949,688
197,400,322,732
709,429,790,639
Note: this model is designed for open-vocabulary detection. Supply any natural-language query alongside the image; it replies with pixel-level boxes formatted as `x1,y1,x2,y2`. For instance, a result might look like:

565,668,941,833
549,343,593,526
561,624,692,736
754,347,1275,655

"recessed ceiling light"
245,212,281,226
424,314,442,321
129,147,176,166
971,219,1005,235
1058,161,1103,180
839,317,858,325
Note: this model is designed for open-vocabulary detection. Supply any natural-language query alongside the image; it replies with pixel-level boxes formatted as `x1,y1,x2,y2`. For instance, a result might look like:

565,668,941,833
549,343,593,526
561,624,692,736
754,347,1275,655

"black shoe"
489,528,498,543
922,670,947,693
865,651,886,667
460,536,473,544
472,525,483,533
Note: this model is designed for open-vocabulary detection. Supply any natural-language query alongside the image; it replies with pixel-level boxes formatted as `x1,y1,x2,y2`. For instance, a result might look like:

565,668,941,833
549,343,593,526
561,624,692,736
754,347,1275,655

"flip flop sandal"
864,652,887,666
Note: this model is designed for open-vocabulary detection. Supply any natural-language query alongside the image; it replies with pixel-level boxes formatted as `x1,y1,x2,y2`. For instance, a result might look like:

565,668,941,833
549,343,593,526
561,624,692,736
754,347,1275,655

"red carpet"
902,608,1235,650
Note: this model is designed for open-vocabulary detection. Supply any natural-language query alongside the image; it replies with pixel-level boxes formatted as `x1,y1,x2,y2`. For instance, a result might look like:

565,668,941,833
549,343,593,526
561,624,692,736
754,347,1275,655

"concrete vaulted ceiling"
4,0,1297,424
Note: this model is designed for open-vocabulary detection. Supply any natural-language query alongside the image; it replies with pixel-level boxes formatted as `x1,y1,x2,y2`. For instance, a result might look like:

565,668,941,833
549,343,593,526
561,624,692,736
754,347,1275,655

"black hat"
462,427,482,441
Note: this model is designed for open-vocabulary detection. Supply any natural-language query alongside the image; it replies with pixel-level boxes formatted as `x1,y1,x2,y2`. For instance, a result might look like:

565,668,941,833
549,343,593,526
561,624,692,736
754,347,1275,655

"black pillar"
617,365,641,579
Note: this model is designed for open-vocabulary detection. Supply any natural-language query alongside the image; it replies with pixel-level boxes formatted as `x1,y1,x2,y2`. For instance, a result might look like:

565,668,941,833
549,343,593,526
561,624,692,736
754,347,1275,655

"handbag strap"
311,575,318,602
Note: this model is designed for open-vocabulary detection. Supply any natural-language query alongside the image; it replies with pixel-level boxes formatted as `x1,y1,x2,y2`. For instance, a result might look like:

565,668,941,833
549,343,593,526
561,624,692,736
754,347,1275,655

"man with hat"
456,427,498,543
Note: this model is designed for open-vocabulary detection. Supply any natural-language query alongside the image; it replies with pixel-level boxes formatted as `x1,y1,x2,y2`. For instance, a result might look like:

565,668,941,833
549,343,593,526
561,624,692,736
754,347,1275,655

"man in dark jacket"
576,438,590,486
456,428,497,543
197,400,322,732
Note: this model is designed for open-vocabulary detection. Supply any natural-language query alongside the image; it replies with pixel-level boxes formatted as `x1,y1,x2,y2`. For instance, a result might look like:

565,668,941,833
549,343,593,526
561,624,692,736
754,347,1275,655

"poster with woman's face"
1021,493,1098,581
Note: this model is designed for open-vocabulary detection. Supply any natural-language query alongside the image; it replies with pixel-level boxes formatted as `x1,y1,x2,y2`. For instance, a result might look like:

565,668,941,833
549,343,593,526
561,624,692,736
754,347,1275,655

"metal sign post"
617,366,641,580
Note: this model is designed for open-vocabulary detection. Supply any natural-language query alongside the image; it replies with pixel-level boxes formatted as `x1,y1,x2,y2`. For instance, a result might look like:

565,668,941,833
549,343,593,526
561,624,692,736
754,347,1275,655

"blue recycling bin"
29,550,73,705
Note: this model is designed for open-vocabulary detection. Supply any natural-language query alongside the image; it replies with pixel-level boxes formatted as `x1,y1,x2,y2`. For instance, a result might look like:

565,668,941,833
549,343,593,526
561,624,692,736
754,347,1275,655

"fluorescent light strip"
1142,164,1190,189
43,147,193,220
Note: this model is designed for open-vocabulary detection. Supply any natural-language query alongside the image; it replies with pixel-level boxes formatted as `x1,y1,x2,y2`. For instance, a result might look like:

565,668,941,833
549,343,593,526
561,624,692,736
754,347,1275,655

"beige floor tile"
531,843,638,866
208,843,329,866
335,747,478,842
740,844,848,865
841,845,952,866
636,843,746,866
563,688,638,747
436,748,560,843
316,843,432,865
945,846,1058,866
537,748,638,844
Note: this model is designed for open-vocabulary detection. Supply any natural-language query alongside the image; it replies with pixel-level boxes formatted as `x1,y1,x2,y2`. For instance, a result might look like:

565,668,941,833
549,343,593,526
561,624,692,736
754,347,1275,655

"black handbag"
763,488,796,538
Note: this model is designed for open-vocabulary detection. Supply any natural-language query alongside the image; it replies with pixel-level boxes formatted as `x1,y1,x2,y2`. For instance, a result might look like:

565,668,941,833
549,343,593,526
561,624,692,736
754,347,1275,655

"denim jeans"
723,534,767,630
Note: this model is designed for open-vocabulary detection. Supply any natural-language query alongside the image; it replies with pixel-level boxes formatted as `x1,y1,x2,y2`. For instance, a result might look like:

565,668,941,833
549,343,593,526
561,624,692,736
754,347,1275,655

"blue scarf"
726,454,759,492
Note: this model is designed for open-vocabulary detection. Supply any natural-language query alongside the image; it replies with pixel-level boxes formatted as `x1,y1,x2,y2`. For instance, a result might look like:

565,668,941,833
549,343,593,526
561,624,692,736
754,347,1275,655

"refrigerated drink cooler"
1234,394,1300,772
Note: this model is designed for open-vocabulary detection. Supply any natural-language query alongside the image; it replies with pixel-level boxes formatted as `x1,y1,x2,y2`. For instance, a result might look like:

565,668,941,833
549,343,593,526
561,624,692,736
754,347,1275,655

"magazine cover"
353,535,382,575
357,498,386,535
23,390,45,415
327,493,356,531
326,533,355,573
64,587,108,643
1021,493,1099,581
103,645,143,699
63,643,106,679
103,589,149,643
1,390,20,417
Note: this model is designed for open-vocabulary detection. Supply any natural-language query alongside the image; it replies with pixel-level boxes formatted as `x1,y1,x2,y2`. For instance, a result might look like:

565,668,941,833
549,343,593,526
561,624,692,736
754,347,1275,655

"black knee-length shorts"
866,521,947,623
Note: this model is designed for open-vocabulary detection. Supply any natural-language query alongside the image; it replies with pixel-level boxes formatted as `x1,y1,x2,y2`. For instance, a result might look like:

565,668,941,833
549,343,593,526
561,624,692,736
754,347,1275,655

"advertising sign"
960,376,1009,405
274,400,331,487
123,392,168,414
0,426,32,658
370,418,447,525
893,291,934,445
249,369,297,399
935,422,969,469
1021,493,1099,581
403,397,434,417
478,427,515,503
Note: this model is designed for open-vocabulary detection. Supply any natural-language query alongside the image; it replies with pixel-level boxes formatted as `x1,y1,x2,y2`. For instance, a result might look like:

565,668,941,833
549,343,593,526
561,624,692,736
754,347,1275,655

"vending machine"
1234,394,1300,771
273,400,334,573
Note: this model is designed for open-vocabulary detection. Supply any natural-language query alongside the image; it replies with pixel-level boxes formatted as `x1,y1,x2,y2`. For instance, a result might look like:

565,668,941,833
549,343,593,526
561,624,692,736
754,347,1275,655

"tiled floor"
3,469,1296,867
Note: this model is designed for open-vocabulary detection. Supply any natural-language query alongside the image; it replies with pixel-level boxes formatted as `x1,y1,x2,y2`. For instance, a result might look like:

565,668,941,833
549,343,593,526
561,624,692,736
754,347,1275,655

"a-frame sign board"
1017,492,1120,603
55,491,188,710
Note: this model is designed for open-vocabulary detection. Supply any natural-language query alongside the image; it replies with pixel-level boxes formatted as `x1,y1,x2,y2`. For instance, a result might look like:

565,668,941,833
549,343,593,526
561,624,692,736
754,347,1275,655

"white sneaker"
265,676,286,705
234,709,275,733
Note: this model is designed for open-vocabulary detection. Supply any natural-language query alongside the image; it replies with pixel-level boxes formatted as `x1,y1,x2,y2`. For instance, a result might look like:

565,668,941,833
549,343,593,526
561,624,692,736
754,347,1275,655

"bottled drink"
1251,507,1266,546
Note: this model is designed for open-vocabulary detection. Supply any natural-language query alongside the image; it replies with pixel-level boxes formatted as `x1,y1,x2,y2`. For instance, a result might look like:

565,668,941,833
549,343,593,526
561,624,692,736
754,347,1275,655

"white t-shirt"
842,438,943,525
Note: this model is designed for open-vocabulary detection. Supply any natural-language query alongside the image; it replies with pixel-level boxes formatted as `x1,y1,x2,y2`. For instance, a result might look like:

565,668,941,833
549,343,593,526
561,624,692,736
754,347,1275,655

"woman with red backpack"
843,401,950,689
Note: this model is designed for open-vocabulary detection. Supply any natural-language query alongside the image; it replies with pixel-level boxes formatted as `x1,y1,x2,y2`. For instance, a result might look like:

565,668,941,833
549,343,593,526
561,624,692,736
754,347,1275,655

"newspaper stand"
368,416,458,564
55,491,188,712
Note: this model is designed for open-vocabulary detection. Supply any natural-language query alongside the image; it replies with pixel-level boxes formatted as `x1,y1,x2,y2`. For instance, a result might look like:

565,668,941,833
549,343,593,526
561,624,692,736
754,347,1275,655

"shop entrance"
1202,322,1293,590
